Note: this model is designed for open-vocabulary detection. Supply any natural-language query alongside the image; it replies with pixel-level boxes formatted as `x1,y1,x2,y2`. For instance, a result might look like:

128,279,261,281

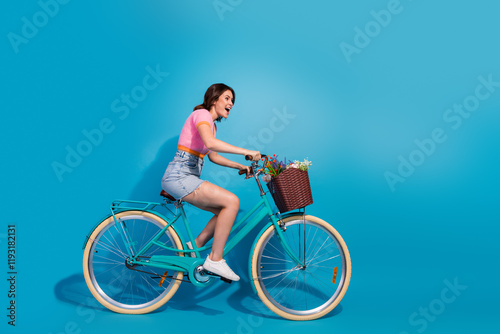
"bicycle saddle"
160,190,176,202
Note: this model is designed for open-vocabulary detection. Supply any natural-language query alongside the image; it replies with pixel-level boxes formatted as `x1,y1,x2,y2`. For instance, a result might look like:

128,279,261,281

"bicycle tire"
250,215,351,320
83,210,184,314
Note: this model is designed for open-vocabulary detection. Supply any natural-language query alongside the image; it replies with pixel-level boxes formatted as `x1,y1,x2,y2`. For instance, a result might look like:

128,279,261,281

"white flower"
262,174,272,182
290,158,312,171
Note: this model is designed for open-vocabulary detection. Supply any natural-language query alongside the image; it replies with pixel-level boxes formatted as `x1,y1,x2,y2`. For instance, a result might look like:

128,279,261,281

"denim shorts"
161,150,205,200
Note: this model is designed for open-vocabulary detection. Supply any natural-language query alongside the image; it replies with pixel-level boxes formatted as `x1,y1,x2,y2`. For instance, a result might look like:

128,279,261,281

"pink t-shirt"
177,109,216,158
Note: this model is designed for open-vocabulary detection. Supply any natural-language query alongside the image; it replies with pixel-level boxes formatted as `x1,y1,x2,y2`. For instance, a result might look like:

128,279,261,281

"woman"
161,83,261,281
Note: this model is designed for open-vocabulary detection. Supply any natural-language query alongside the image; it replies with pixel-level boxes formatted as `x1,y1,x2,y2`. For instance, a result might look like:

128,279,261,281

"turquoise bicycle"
82,156,351,320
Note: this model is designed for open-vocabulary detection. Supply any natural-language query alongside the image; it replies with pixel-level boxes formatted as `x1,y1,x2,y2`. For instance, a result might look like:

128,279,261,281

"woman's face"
212,90,234,119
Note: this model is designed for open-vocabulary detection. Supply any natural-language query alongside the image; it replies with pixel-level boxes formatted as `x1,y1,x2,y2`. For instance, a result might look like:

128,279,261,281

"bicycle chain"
125,258,192,283
128,266,192,283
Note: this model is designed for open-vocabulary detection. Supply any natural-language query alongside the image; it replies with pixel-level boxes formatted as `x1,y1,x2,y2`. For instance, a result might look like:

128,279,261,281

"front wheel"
251,215,351,320
83,210,184,314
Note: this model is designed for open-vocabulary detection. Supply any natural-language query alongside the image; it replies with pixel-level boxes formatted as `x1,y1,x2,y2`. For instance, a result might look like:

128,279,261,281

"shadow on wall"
129,136,179,202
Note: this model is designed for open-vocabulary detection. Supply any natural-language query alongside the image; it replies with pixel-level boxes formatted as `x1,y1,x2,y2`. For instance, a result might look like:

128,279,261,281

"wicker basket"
266,168,313,212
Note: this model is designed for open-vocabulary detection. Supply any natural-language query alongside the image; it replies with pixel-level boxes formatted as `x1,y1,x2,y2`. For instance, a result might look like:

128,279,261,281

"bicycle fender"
82,212,114,250
82,208,142,249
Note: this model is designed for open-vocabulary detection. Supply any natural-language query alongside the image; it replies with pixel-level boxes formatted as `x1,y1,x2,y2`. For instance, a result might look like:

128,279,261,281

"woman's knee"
196,182,239,210
225,193,239,210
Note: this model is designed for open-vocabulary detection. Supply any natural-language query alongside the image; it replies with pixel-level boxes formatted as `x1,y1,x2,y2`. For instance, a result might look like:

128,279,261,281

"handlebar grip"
238,169,247,175
245,154,266,161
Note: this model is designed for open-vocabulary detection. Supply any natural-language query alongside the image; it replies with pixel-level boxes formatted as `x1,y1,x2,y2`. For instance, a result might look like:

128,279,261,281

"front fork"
270,213,306,267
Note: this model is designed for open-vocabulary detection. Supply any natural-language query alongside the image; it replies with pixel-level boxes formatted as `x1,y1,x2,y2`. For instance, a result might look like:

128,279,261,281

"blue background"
2,0,499,333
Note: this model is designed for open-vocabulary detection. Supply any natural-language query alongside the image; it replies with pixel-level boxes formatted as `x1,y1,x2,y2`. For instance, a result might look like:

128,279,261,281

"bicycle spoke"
308,238,337,260
306,237,329,267
140,221,149,250
139,225,158,253
141,275,161,299
266,268,296,295
145,246,167,257
307,266,337,276
272,270,301,303
106,230,127,257
106,266,129,286
308,254,340,267
94,263,123,277
303,271,308,310
305,225,319,260
292,270,299,306
261,266,300,280
289,227,298,255
260,254,293,263
307,269,334,291
94,238,128,259
267,239,287,257
117,274,133,303
260,262,293,266
92,259,124,265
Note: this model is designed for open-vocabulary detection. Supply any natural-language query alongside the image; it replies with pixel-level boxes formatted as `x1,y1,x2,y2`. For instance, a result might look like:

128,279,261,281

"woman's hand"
239,164,253,178
245,150,261,161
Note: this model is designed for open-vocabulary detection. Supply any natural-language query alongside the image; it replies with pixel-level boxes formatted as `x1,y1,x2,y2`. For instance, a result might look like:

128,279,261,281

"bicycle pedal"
220,277,232,284
203,270,232,284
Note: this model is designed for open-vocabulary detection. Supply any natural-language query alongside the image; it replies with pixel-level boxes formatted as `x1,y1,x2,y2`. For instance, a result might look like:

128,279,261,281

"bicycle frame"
88,169,304,286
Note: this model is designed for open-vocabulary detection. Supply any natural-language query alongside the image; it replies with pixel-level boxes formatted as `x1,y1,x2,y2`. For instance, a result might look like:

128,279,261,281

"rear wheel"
251,215,351,320
83,210,183,314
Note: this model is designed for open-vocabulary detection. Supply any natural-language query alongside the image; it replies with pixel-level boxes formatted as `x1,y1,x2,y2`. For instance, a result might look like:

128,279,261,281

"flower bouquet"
261,155,313,212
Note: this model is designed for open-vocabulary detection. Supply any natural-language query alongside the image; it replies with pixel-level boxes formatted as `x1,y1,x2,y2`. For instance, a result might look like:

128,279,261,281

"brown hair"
193,83,235,122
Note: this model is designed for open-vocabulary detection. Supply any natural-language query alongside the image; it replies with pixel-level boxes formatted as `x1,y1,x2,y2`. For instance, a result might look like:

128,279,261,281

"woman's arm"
207,151,246,170
198,123,260,160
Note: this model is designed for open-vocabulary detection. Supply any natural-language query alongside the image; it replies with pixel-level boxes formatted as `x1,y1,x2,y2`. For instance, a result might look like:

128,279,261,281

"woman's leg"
194,214,218,248
182,181,239,261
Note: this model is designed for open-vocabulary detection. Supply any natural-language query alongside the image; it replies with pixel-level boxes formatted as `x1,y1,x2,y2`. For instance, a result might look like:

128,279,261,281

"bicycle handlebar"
239,154,267,176
245,154,267,161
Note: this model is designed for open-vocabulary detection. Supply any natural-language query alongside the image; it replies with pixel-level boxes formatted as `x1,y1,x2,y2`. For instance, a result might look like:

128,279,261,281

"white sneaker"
202,256,240,281
185,241,197,258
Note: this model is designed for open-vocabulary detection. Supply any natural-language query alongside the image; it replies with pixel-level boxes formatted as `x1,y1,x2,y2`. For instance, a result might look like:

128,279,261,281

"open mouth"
225,107,230,112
